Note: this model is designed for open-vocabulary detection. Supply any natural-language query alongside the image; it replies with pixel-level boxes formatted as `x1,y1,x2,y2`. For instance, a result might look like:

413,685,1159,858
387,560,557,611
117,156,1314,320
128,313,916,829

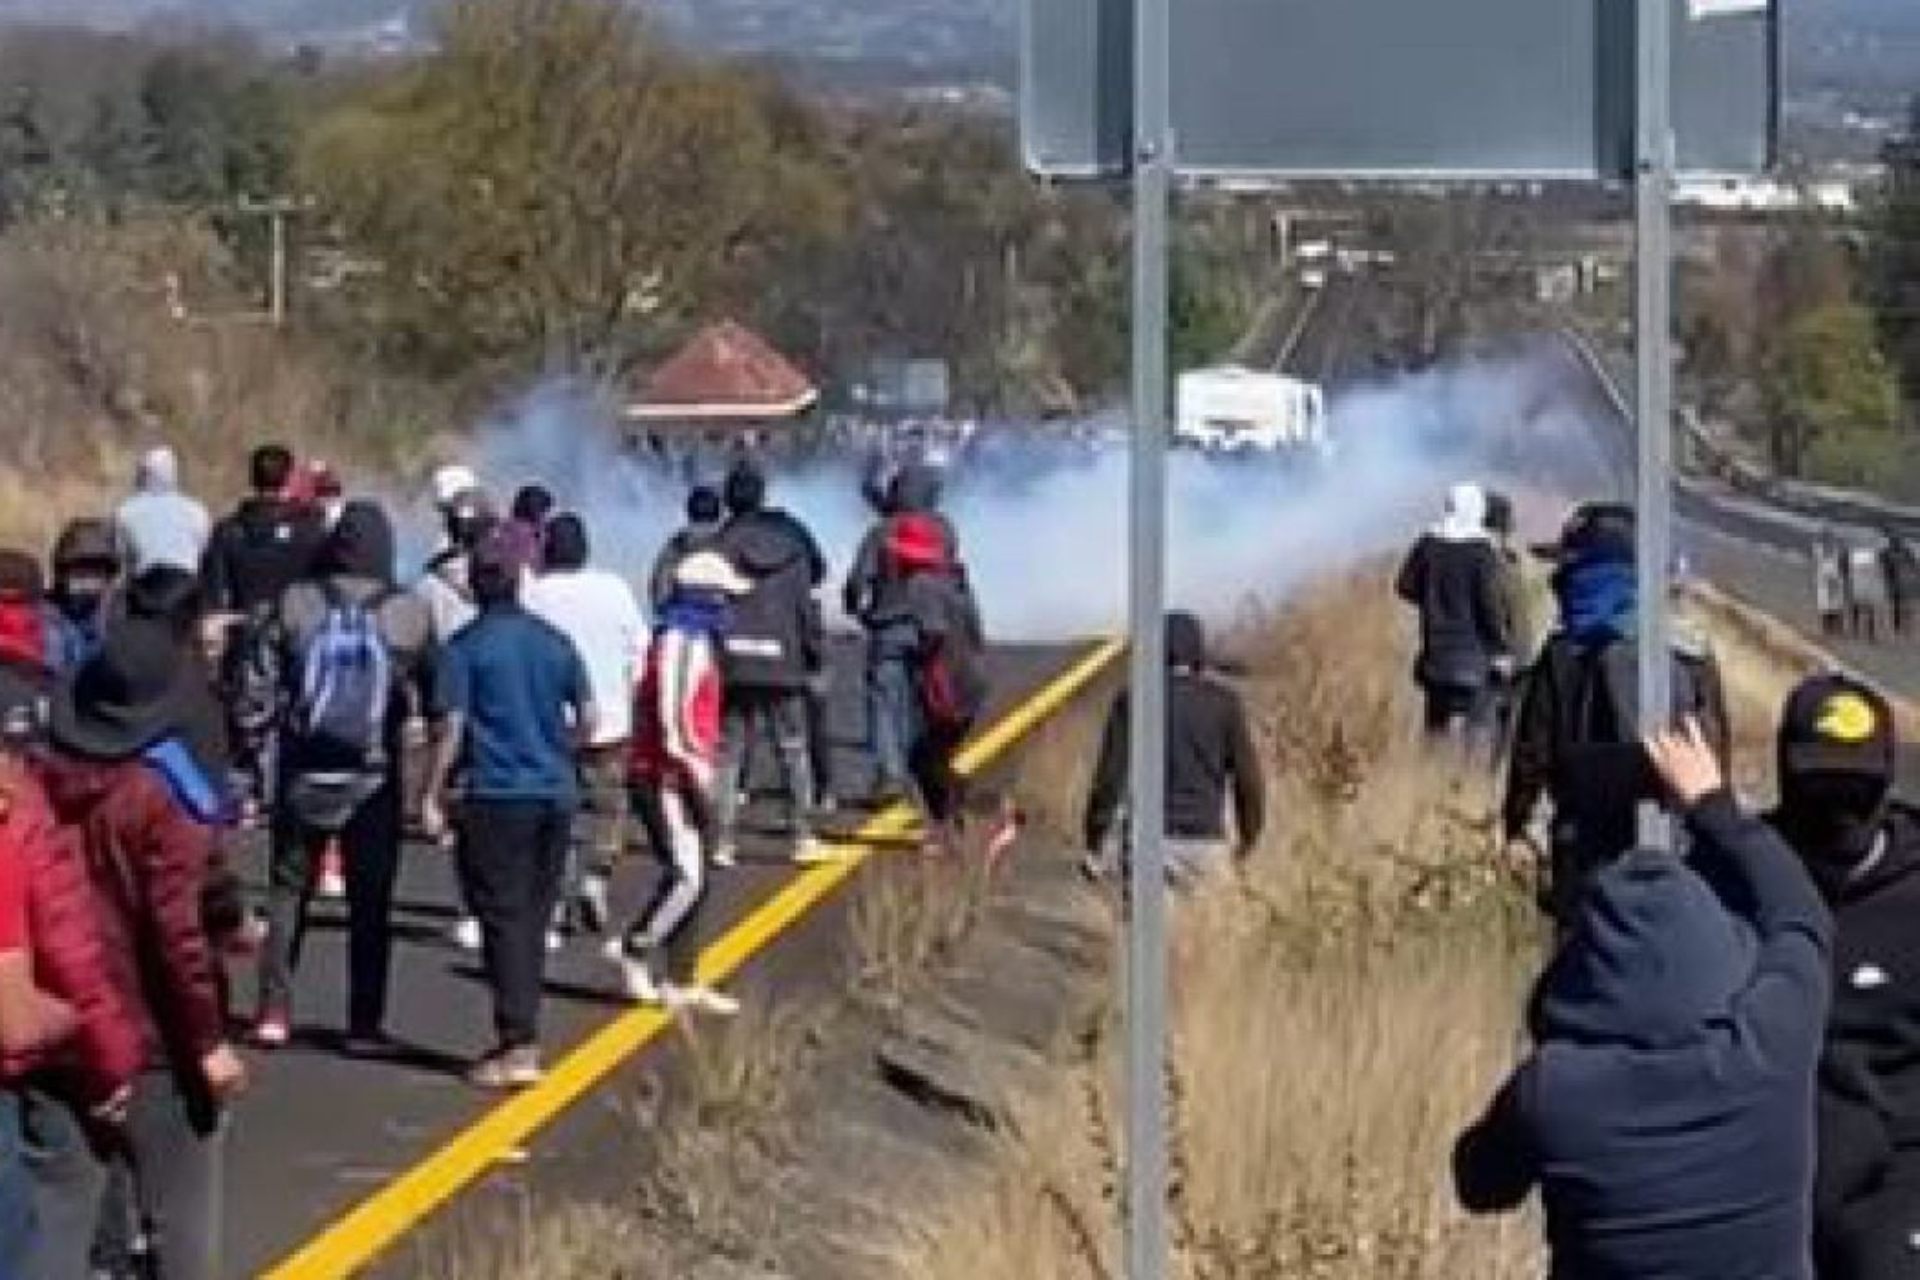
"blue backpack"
291,583,394,769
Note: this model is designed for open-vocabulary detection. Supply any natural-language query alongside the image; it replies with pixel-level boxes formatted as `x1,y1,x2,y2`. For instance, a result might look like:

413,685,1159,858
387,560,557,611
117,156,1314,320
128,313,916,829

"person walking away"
1394,483,1514,743
417,488,494,651
29,625,248,1280
606,551,752,1016
200,444,327,620
0,748,142,1277
1759,675,1920,1277
1848,533,1891,645
1883,530,1920,640
114,447,210,578
845,462,959,808
1815,528,1850,640
423,530,595,1089
524,514,644,935
1083,613,1265,888
713,463,829,866
1504,502,1731,927
46,521,124,675
1456,719,1831,1279
648,485,724,615
498,484,555,579
249,502,433,1052
0,551,67,745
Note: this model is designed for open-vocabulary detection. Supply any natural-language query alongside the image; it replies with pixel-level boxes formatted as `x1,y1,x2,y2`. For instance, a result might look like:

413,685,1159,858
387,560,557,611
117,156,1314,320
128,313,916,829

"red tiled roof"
629,320,818,421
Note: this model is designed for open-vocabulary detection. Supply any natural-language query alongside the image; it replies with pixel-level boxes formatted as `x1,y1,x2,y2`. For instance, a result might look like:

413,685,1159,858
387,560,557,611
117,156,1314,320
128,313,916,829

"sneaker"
576,873,611,935
793,836,846,866
602,938,665,1005
711,842,738,870
664,984,740,1018
451,916,483,952
316,842,346,899
468,1045,543,1090
252,1011,291,1049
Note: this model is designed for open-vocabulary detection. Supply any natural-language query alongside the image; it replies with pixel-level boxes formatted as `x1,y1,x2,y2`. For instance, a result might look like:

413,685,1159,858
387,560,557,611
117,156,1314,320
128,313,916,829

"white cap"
431,464,480,508
673,550,752,596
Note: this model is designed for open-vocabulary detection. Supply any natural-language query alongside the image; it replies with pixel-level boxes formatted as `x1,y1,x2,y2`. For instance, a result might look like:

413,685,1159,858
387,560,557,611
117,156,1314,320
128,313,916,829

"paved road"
221,636,1085,1278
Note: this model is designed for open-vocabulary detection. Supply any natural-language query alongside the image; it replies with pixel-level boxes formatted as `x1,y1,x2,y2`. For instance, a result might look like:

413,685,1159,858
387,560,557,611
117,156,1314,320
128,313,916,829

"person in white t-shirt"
523,512,645,933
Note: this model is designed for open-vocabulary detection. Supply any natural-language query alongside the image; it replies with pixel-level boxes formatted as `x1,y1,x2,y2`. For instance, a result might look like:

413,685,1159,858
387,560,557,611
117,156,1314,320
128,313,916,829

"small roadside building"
622,320,819,446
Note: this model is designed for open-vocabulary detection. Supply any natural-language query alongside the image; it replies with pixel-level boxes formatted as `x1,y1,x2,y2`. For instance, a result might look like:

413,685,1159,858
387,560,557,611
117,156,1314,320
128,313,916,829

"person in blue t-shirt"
423,528,595,1090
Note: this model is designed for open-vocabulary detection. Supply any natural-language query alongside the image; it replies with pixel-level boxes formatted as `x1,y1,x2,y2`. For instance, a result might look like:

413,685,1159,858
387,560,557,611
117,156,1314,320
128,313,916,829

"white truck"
1174,365,1329,456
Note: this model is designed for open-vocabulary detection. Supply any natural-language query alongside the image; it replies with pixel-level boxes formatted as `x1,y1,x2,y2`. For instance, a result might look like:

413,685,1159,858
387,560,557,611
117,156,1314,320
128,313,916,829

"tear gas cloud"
447,350,1623,642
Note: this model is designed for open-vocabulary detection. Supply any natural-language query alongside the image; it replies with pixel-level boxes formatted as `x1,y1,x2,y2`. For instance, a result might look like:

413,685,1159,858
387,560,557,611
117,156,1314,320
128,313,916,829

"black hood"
1530,849,1758,1050
324,500,396,584
889,463,943,514
1166,612,1207,670
723,509,808,576
1790,801,1920,904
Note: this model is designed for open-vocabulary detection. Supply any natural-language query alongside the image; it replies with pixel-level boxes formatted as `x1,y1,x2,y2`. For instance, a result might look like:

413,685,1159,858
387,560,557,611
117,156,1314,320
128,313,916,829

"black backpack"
910,573,988,734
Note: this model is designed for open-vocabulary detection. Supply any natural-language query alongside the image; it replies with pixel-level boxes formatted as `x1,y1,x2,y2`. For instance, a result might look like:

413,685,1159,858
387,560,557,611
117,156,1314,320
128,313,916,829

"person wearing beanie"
425,527,595,1089
1457,720,1831,1279
711,460,831,864
114,446,211,577
46,519,124,674
1083,612,1265,886
248,500,434,1054
1503,501,1731,926
648,485,725,615
607,550,753,1016
524,513,644,935
1762,675,1920,1278
1394,482,1514,742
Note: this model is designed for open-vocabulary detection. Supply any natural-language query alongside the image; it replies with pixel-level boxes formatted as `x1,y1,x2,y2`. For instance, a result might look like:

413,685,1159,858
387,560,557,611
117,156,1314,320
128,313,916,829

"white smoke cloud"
441,351,1621,643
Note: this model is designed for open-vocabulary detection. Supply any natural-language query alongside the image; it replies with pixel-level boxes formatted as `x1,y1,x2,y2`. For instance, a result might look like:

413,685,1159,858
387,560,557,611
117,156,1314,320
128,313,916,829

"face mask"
1779,771,1890,871
58,587,106,622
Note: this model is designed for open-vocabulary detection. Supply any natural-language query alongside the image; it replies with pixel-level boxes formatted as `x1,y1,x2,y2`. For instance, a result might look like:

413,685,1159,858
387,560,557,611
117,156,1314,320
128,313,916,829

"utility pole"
236,195,313,328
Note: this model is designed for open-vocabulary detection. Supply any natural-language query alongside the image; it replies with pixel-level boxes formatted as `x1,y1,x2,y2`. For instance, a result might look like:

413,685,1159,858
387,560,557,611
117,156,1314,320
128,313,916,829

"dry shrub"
893,573,1543,1279
422,1198,658,1280
849,852,993,1009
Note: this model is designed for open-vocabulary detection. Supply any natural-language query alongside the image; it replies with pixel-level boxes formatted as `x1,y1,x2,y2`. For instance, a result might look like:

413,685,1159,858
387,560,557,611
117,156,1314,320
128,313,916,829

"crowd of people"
1814,526,1920,646
0,438,987,1276
1387,482,1920,1278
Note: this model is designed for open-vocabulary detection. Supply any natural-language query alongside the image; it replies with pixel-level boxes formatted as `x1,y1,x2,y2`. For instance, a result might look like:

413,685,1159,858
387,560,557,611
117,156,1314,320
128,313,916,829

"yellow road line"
265,637,1123,1279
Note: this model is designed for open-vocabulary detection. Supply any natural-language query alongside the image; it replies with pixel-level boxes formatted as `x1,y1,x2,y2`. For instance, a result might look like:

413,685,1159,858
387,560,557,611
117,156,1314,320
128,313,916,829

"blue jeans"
0,1089,32,1276
865,643,919,797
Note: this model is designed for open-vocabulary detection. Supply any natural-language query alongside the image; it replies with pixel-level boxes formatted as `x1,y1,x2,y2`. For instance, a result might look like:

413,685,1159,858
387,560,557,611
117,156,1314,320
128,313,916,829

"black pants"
909,720,970,824
260,781,403,1034
24,1072,224,1280
454,799,572,1051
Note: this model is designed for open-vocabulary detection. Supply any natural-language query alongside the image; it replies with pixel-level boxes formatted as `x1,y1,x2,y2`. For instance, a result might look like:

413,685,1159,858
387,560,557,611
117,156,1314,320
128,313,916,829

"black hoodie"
202,494,326,615
844,464,960,628
1455,792,1831,1280
714,506,826,691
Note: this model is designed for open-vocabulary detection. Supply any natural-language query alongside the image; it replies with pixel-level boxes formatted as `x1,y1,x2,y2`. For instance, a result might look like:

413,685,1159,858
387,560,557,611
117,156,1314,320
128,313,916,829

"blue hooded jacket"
1456,793,1832,1279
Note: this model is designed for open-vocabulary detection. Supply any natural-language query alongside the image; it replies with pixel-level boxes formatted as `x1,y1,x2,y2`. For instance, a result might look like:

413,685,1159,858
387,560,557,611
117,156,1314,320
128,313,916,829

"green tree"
1871,95,1920,402
1762,302,1902,481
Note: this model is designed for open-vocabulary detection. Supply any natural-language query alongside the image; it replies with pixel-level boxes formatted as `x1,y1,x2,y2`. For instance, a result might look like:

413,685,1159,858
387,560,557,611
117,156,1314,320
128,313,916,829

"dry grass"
848,856,994,1010
894,575,1544,1280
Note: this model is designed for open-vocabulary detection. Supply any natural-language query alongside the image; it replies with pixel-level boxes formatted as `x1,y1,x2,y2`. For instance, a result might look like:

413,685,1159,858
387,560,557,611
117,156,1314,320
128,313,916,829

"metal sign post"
1635,0,1678,843
1124,0,1172,1271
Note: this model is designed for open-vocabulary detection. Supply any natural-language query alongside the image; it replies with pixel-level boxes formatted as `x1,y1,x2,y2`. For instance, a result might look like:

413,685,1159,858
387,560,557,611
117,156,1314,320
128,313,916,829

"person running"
1504,502,1731,926
1815,528,1850,640
845,461,959,807
1084,612,1265,887
1757,675,1920,1277
424,530,594,1089
1456,720,1831,1280
200,444,327,619
46,520,124,674
1394,483,1513,742
524,513,644,935
606,550,752,1016
647,484,724,615
114,447,210,578
30,624,248,1280
712,462,829,866
250,502,433,1053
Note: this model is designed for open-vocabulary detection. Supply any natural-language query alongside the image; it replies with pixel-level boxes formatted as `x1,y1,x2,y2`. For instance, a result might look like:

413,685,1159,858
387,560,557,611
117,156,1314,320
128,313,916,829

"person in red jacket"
607,551,750,1017
28,622,246,1280
0,751,141,1275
